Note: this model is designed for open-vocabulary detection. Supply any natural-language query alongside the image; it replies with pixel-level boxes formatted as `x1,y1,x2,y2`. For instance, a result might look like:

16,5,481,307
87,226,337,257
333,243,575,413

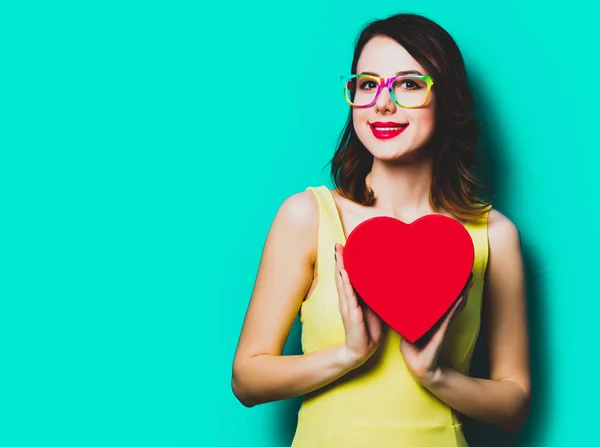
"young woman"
231,13,531,447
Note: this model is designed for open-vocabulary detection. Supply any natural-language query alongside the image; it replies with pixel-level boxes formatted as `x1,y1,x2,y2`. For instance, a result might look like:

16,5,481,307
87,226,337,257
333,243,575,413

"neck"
366,155,434,216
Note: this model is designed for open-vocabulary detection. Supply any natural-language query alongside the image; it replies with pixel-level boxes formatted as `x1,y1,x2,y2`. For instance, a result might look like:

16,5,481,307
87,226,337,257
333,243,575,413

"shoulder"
487,208,522,258
269,190,320,250
267,189,320,265
275,189,320,231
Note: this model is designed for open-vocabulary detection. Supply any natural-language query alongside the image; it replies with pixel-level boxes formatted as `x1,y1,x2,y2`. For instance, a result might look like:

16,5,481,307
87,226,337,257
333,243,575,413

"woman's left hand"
400,273,474,387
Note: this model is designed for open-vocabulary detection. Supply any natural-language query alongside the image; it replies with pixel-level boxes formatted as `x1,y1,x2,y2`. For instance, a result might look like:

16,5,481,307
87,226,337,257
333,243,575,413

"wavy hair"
330,13,494,220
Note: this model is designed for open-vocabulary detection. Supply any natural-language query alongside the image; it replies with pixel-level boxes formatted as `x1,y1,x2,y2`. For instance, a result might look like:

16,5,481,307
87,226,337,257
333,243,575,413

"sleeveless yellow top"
291,186,490,447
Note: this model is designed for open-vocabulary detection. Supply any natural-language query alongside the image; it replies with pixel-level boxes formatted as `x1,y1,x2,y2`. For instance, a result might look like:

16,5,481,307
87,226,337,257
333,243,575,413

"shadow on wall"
271,68,550,447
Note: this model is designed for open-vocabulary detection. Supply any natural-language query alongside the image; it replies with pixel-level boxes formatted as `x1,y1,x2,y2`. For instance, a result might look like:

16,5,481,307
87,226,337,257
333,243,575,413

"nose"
374,86,396,114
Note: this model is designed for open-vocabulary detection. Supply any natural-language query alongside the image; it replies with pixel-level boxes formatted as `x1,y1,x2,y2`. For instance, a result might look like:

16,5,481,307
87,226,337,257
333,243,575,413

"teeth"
375,126,402,130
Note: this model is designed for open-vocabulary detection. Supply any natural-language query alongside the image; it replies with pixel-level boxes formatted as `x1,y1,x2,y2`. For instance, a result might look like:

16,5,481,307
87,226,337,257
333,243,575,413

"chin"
369,146,411,161
367,141,431,163
366,136,411,153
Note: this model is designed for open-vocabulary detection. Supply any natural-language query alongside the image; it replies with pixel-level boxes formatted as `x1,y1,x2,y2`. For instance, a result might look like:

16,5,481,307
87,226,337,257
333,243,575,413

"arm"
231,191,358,408
420,210,531,432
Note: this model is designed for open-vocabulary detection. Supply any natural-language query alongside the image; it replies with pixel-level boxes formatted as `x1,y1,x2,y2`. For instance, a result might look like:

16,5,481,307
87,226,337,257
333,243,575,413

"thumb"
439,296,463,333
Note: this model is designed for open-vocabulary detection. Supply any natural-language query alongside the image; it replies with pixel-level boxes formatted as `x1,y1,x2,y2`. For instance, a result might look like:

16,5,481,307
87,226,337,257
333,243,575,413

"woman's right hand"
335,243,383,369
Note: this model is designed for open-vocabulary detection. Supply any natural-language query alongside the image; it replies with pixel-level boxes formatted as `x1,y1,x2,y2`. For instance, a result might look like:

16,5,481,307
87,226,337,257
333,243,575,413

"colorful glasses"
341,73,434,109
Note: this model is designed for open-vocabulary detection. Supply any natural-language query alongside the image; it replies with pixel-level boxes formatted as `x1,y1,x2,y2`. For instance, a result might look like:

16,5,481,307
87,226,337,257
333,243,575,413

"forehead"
356,36,427,76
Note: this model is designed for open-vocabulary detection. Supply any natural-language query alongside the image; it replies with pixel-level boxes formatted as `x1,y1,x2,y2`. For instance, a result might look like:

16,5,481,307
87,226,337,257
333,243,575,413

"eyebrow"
360,70,424,76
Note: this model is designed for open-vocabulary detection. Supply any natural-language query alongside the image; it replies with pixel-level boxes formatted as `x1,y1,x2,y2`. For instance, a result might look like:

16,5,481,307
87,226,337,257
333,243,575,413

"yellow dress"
291,186,490,447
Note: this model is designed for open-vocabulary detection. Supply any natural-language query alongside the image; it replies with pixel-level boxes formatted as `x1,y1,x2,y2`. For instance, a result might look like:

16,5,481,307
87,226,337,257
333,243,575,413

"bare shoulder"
274,190,320,234
265,190,321,267
487,208,521,250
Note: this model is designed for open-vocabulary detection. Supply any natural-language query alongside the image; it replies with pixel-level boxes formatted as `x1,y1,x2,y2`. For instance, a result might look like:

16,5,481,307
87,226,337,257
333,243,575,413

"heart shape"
343,214,474,343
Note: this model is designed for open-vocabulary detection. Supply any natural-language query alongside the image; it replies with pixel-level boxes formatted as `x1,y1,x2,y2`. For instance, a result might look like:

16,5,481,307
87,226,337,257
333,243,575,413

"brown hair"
330,13,494,221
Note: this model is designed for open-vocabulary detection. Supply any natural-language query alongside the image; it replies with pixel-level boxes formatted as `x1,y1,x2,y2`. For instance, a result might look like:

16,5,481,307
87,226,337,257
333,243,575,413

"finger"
426,294,466,351
437,297,463,334
461,277,473,307
337,244,359,310
340,267,361,317
335,246,349,316
427,302,460,350
460,273,473,294
457,273,473,309
450,298,465,326
364,307,383,341
451,295,464,314
461,284,472,310
335,243,344,272
458,296,467,312
335,264,348,316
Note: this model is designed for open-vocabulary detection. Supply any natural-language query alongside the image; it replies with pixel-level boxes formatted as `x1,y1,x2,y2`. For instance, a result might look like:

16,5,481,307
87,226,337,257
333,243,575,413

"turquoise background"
1,1,597,445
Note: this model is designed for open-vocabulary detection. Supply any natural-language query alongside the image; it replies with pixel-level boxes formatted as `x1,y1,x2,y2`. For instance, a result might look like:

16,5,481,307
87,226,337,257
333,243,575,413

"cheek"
352,108,369,123
412,109,436,134
412,93,436,130
352,109,370,134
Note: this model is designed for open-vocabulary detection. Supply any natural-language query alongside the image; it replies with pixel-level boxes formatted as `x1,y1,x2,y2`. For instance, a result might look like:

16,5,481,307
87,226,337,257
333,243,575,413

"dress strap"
306,186,346,280
464,207,491,282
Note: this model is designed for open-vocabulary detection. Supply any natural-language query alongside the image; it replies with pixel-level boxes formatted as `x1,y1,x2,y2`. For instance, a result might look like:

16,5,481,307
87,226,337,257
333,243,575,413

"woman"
231,13,531,447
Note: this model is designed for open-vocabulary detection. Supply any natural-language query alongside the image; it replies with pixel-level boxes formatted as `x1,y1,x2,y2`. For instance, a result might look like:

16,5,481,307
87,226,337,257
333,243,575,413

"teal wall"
1,1,597,446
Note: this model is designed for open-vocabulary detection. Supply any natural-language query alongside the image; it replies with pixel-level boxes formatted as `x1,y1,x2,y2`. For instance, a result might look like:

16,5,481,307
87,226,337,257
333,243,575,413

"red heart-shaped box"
343,214,474,343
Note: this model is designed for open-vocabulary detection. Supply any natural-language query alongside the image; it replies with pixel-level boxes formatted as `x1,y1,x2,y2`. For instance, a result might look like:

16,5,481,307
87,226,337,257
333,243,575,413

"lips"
369,121,409,140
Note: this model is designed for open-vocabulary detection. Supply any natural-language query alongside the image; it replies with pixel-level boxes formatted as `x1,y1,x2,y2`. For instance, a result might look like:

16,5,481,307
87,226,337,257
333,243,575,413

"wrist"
335,345,363,371
418,366,447,389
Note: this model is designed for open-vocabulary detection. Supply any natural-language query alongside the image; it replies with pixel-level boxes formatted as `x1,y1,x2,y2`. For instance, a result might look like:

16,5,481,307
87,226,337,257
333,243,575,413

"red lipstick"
369,121,408,140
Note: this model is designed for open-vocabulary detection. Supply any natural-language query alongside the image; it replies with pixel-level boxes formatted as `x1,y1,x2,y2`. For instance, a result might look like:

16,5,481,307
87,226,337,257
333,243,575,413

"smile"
369,122,409,140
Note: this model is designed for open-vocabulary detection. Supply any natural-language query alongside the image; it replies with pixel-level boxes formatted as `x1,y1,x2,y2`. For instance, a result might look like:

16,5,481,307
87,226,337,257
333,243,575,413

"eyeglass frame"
340,73,434,109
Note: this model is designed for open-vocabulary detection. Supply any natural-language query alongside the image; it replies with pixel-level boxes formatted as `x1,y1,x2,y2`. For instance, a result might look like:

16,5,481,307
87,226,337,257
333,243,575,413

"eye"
358,80,378,90
393,76,428,92
400,79,422,89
